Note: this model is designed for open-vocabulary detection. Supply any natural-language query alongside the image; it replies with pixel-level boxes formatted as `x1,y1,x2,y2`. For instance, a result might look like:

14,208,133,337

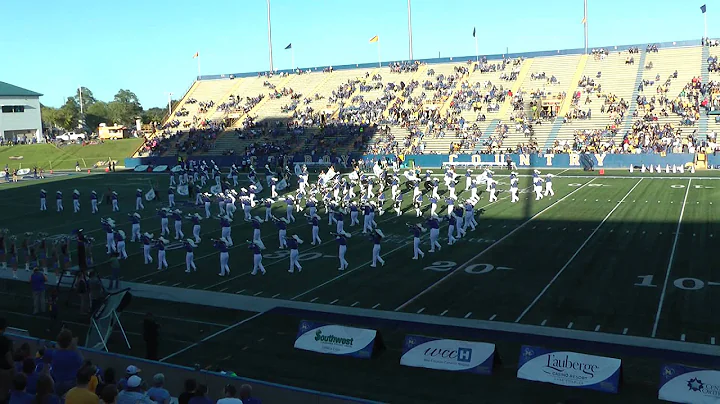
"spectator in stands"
9,373,32,404
188,385,211,404
33,375,59,404
216,385,242,404
99,385,117,404
116,376,152,404
239,385,260,404
65,367,98,404
178,379,196,404
29,268,46,315
117,366,140,391
50,329,83,397
146,374,169,404
19,360,37,395
94,369,115,397
0,318,13,404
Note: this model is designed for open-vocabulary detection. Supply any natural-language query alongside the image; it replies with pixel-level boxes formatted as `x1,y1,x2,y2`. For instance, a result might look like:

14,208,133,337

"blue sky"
0,0,711,108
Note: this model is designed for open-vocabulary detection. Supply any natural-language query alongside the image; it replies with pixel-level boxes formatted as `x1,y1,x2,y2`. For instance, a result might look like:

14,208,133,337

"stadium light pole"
168,92,173,118
407,0,414,61
267,0,274,72
583,0,588,54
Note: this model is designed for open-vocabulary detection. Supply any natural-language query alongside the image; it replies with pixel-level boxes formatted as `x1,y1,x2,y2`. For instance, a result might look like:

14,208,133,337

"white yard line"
393,178,597,311
651,178,692,338
514,178,643,323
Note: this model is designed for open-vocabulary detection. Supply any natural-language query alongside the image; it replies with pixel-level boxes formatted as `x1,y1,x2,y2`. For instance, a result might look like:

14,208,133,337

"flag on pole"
285,43,292,50
192,52,199,59
369,35,379,43
701,4,707,13
581,16,586,24
472,27,476,37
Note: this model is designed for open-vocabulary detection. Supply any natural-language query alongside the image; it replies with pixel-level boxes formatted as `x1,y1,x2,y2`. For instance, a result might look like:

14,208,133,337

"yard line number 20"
423,261,513,274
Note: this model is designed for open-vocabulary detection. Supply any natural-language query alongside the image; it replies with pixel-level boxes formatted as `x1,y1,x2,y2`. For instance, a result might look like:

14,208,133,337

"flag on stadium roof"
192,52,199,59
285,43,292,50
369,35,379,43
701,4,707,13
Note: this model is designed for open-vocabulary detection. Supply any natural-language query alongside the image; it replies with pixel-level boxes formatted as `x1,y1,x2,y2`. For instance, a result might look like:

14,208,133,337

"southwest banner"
294,320,377,359
659,363,720,403
517,346,621,393
400,335,495,374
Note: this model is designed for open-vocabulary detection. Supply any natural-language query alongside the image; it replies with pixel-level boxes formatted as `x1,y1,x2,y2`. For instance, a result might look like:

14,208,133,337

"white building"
0,81,43,143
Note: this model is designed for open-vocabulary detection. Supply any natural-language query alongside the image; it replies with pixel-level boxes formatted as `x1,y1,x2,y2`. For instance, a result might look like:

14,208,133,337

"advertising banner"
517,346,621,393
294,320,377,359
400,334,495,374
659,363,720,403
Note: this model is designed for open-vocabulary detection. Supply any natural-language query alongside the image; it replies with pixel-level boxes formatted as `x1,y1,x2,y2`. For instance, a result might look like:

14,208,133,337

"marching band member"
533,170,544,200
285,195,296,223
264,198,274,222
488,179,498,202
427,215,442,252
446,214,458,246
158,208,170,236
249,241,266,275
362,202,374,234
376,194,386,216
414,194,423,218
369,229,386,268
391,176,400,200
56,191,63,212
465,169,473,191
270,176,278,198
219,214,233,246
409,223,425,259
431,178,440,199
168,186,176,208
412,180,421,200
241,196,252,221
217,192,226,216
366,178,375,199
448,178,458,199
72,190,81,213
369,201,378,227
485,169,494,192
544,174,555,196
510,176,520,203
429,195,438,217
202,192,212,218
102,218,116,254
141,232,154,264
136,188,145,210
40,189,47,211
225,193,237,219
308,213,322,245
111,191,120,212
274,217,289,249
349,201,360,226
115,230,127,259
445,196,455,217
393,192,403,217
335,207,345,234
154,236,169,271
172,209,185,240
462,201,476,232
231,165,239,186
214,237,230,276
251,216,266,250
91,191,99,213
129,212,141,242
249,184,258,207
470,179,479,200
306,197,317,218
190,213,202,243
169,171,176,186
193,183,203,205
286,235,303,273
184,239,197,273
334,230,351,271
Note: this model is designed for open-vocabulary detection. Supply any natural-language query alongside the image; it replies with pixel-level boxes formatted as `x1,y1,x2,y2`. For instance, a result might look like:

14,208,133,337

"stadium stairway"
542,54,589,150
617,50,647,135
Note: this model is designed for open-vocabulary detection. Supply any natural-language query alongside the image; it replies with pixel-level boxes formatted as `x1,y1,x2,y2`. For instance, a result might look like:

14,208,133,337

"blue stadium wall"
125,153,719,170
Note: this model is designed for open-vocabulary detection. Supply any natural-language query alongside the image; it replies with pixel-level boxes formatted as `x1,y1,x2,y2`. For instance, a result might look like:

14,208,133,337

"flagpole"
583,0,588,54
291,46,295,71
474,35,479,63
197,54,201,77
266,0,274,72
377,41,381,67
705,11,708,41
407,0,413,61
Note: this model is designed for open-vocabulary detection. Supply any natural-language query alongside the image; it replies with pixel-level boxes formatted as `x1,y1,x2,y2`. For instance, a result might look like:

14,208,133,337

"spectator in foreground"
116,376,152,404
65,368,98,404
50,329,83,397
9,373,32,404
146,374,169,404
33,374,60,404
239,385,261,404
99,385,117,404
117,366,140,391
0,318,13,404
216,385,242,404
188,385,212,404
177,379,196,404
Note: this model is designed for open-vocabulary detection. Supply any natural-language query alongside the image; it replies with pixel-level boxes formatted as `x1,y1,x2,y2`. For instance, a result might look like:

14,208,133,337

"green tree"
56,97,80,131
41,105,59,129
108,89,143,126
85,101,111,132
142,107,167,124
73,87,97,109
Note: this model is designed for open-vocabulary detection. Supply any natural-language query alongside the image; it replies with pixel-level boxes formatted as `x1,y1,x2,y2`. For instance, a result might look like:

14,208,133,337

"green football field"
1,168,719,402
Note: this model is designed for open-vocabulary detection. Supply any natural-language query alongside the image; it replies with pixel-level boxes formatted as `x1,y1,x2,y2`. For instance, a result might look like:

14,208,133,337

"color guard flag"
369,35,379,43
472,27,476,37
581,16,586,24
285,43,292,50
192,52,199,59
701,4,707,13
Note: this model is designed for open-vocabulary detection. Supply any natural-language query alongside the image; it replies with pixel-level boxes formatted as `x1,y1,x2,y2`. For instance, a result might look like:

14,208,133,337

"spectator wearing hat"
51,329,83,397
216,385,242,404
65,367,99,404
33,374,59,404
117,376,152,404
117,366,140,391
9,373,32,404
239,385,260,404
146,374,169,404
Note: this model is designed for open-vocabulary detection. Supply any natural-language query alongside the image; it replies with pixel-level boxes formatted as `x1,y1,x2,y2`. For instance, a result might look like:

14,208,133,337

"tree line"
41,87,177,133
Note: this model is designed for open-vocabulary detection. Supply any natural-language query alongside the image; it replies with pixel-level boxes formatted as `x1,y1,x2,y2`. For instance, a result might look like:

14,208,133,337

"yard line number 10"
635,275,720,291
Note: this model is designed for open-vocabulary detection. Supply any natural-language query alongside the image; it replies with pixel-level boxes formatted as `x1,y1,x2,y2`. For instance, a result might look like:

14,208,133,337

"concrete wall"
0,95,43,143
